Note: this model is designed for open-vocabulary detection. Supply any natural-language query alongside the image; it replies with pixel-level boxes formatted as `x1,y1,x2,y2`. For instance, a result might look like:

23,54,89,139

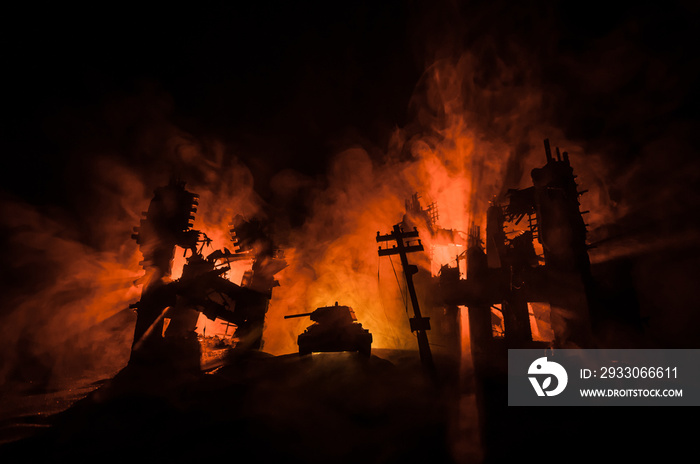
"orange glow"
0,163,148,386
528,302,555,342
196,315,237,339
186,57,607,356
491,305,505,338
0,51,623,386
151,57,616,361
459,305,471,368
430,243,465,277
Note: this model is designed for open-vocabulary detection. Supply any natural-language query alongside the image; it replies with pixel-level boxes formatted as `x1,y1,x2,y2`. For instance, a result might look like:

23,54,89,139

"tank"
284,302,372,356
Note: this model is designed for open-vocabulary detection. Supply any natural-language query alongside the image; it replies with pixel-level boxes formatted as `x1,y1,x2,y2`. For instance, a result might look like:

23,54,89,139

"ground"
0,349,468,463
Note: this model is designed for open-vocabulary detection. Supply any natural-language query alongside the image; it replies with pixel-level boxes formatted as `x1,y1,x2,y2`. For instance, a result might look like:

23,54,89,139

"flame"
0,49,626,385
151,54,621,358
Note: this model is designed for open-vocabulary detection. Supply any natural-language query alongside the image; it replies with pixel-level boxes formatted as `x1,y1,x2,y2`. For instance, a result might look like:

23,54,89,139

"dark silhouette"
129,178,286,369
285,302,373,357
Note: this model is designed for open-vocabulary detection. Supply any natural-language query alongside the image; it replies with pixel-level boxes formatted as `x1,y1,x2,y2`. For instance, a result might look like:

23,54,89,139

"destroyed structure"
127,139,597,374
0,139,603,463
373,140,596,375
129,178,286,369
371,140,599,461
438,138,594,361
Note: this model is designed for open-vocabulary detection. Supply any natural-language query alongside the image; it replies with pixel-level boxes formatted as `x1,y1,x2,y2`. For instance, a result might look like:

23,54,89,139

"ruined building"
435,140,594,363
129,178,286,369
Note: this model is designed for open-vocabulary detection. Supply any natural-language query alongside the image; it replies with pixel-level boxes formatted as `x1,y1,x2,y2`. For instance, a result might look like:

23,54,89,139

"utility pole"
377,224,435,375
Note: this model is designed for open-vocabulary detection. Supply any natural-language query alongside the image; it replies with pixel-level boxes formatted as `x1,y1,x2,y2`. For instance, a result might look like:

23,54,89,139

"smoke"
260,45,624,356
0,44,621,387
0,177,143,388
0,86,269,388
3,1,698,393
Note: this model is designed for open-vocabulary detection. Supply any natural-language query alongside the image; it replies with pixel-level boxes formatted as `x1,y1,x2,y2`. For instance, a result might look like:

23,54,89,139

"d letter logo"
528,357,568,397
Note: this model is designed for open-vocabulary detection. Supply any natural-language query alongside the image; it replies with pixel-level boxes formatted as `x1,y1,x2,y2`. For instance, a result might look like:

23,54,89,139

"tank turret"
285,302,372,356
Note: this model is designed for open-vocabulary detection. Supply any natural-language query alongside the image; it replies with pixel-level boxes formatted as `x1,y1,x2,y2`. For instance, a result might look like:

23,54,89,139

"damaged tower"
524,139,593,347
431,139,597,460
440,139,594,365
129,178,286,369
130,178,202,366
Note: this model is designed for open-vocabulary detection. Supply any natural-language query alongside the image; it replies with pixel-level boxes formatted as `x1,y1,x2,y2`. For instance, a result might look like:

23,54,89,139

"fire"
0,49,624,387
263,148,415,354
154,55,600,357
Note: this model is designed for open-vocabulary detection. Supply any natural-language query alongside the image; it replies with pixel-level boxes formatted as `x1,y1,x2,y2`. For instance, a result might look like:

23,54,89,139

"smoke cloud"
2,0,699,391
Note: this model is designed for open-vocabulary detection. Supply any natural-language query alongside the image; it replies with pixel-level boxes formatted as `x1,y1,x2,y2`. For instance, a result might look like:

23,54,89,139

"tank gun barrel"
284,312,314,319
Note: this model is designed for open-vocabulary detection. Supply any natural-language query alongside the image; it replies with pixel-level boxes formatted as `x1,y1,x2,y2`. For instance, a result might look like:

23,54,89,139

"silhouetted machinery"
285,303,373,356
129,178,286,369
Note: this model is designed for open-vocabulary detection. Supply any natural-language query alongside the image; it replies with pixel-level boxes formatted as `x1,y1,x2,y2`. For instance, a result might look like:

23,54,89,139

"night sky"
4,1,699,205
